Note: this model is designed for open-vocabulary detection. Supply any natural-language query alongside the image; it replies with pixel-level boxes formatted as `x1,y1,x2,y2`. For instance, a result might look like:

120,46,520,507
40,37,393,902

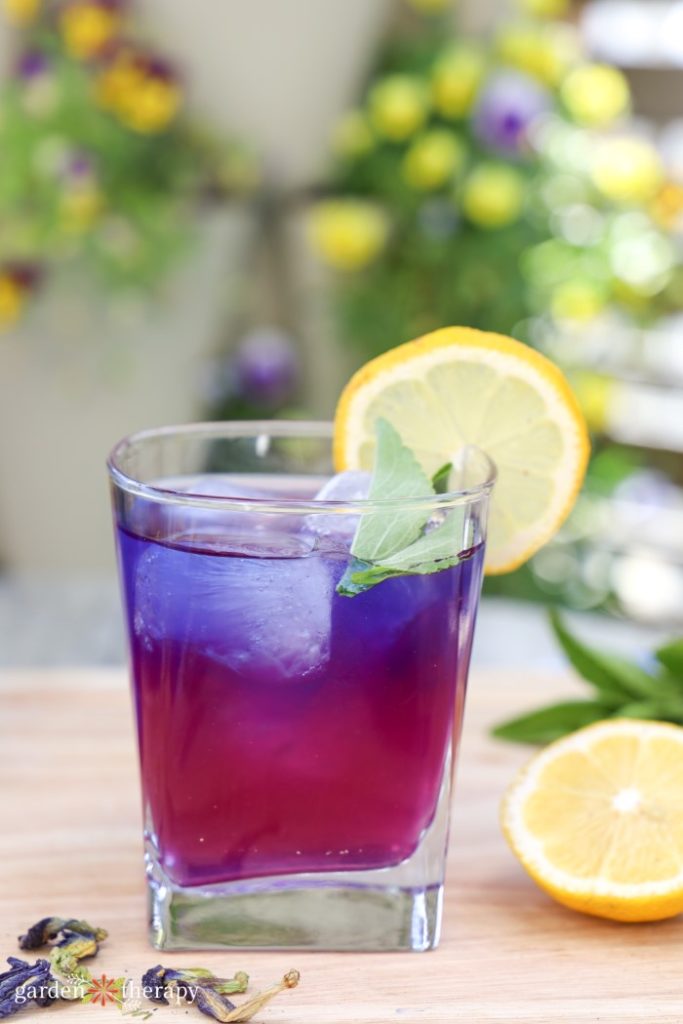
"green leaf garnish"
493,612,683,744
431,462,453,494
338,514,466,595
349,418,433,563
336,420,465,596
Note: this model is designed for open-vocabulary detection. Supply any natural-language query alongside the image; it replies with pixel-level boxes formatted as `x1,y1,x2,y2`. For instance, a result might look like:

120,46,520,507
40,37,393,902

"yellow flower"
497,23,578,86
571,371,613,433
432,47,486,119
461,164,524,228
551,279,605,322
60,2,121,60
405,0,450,12
3,0,40,24
369,75,429,142
517,0,569,16
0,275,24,327
97,53,141,106
116,76,181,133
60,186,104,231
561,64,630,127
592,137,663,204
403,130,466,190
98,53,181,133
332,111,374,160
309,200,389,271
650,181,683,231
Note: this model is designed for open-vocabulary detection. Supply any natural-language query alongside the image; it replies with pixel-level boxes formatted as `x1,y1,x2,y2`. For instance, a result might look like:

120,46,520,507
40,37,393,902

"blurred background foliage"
311,11,679,354
0,0,257,322
0,0,682,626
306,0,683,624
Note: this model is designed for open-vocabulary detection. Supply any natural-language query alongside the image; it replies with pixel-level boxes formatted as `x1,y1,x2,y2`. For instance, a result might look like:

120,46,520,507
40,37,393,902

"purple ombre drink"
117,484,483,888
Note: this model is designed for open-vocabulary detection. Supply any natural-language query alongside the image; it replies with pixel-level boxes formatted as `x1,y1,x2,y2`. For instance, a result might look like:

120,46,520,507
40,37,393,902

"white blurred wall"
140,0,393,186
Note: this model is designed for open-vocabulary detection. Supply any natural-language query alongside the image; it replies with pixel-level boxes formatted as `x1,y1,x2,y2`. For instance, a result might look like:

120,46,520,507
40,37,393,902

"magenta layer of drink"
116,484,484,889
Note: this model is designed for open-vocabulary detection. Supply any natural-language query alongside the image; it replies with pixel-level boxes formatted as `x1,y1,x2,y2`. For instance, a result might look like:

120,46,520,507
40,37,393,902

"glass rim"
107,420,497,514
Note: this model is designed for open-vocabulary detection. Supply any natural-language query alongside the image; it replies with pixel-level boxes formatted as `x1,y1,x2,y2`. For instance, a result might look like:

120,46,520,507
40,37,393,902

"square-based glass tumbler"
108,422,494,951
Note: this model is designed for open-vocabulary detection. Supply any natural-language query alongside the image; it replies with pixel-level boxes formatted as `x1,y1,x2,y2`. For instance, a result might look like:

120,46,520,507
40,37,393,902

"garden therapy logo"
83,974,124,1007
83,973,198,1017
13,972,193,1018
83,970,124,1003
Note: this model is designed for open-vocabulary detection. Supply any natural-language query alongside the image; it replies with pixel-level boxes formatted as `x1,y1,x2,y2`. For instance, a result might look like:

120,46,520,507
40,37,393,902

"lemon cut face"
502,719,683,922
334,326,590,574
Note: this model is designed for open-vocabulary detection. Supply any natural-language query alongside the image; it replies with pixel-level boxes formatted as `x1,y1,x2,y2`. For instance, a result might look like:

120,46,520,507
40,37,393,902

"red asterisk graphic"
84,974,122,1007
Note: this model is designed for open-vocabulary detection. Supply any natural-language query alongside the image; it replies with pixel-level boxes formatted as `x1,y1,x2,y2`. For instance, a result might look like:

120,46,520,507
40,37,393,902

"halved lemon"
334,326,590,574
502,719,683,922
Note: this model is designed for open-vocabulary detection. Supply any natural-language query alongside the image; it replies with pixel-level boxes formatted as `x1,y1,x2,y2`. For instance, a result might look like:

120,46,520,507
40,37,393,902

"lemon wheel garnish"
502,719,683,922
333,326,590,574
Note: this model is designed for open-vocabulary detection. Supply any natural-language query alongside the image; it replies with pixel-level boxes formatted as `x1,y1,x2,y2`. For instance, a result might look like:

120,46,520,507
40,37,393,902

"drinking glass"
108,422,495,951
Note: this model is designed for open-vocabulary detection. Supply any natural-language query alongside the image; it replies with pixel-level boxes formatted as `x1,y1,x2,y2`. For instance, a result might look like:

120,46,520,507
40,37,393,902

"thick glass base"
146,751,452,952
148,868,442,952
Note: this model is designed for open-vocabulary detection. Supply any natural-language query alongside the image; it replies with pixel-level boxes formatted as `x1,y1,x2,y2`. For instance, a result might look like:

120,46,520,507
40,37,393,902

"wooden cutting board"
0,668,680,1023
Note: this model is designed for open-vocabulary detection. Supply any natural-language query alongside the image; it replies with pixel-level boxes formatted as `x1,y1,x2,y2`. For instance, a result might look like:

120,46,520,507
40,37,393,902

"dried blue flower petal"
193,986,236,1020
141,966,168,1005
18,918,107,952
16,917,107,1005
17,920,61,951
141,966,248,1013
0,957,55,1018
141,967,299,1023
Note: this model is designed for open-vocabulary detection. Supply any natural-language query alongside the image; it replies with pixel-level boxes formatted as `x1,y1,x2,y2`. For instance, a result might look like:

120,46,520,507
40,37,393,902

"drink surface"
116,474,484,887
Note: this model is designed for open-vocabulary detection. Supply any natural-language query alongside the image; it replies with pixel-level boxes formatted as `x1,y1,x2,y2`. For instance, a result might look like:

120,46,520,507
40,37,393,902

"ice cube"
304,471,372,552
129,474,297,546
314,471,373,503
160,474,275,501
133,534,331,682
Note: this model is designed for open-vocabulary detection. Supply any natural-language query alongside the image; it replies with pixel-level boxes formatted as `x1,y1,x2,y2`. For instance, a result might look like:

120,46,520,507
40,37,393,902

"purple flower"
4,262,42,291
472,72,550,157
65,152,94,179
16,51,50,80
232,328,298,407
143,55,177,83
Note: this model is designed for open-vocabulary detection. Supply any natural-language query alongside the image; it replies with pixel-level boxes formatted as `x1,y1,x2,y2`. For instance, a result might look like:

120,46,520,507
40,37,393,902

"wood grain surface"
1,667,681,1023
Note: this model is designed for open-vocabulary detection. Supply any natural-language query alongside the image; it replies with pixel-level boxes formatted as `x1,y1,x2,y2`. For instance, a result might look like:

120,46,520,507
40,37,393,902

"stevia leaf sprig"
337,420,466,597
492,610,683,745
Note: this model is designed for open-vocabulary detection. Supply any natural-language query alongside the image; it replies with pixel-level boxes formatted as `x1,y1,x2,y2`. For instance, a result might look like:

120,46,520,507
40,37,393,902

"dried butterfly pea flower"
212,972,249,997
141,966,299,1022
16,921,60,951
140,965,167,1004
193,986,237,1020
0,957,55,1018
48,949,93,1001
142,966,249,1011
17,917,108,1003
18,919,107,952
216,971,300,1023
